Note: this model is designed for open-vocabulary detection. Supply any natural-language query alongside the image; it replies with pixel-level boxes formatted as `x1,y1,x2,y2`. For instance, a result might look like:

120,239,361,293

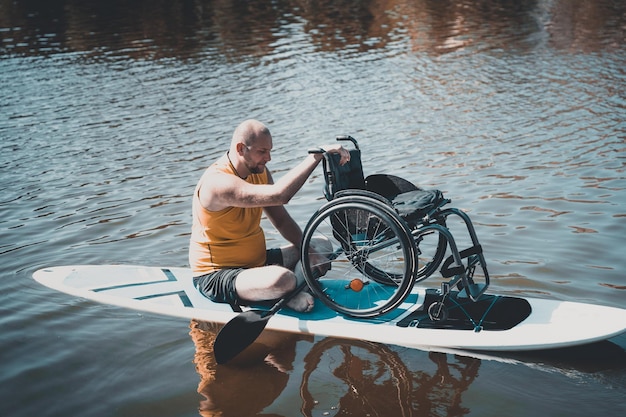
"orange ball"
349,279,364,292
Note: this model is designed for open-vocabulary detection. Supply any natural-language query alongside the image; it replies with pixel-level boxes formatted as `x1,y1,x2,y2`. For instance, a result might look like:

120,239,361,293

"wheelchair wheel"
301,195,417,318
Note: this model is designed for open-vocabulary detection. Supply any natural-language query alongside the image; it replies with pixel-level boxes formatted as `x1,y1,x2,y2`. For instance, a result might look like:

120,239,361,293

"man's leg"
234,265,314,312
234,265,295,300
235,237,333,312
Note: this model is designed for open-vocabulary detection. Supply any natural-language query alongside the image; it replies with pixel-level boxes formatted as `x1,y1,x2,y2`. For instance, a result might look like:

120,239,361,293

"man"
189,120,350,312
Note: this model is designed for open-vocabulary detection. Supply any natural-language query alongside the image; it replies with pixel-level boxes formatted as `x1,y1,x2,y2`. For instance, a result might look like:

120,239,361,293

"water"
1,0,625,415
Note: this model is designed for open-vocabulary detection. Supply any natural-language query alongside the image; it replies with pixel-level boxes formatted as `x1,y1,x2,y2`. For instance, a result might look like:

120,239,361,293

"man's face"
242,135,272,174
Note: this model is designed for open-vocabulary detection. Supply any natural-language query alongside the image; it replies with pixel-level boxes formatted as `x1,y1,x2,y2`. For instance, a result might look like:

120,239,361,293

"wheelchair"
300,136,490,319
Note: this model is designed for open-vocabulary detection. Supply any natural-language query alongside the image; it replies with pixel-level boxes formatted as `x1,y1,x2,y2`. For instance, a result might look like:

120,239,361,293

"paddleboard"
33,265,626,351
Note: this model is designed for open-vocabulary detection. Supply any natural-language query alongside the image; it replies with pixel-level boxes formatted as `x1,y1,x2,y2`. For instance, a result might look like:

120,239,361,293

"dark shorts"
193,248,284,307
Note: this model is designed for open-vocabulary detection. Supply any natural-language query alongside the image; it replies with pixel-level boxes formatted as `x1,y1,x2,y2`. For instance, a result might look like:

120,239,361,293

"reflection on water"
190,320,309,416
300,338,479,417
2,0,625,59
190,320,626,416
190,319,479,417
487,338,626,376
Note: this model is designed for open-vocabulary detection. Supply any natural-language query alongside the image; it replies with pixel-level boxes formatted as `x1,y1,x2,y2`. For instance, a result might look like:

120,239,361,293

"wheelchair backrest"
321,140,420,201
322,149,365,200
321,135,424,204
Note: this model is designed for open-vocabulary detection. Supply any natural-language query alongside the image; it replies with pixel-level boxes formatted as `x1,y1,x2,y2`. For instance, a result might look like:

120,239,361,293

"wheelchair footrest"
440,245,483,278
458,283,488,300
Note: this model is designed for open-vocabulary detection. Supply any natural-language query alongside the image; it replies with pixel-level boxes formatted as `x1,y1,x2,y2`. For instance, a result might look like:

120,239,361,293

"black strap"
440,245,483,278
229,301,243,313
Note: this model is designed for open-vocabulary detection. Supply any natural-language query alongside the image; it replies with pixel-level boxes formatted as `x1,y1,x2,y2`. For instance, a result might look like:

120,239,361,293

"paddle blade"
214,310,269,364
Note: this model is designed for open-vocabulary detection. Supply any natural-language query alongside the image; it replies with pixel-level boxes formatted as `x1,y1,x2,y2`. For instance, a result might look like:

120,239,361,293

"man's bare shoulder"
199,155,236,186
197,157,240,211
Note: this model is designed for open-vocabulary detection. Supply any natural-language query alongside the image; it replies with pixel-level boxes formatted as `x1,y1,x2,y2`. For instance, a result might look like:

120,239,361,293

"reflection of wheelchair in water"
300,136,490,319
299,337,480,417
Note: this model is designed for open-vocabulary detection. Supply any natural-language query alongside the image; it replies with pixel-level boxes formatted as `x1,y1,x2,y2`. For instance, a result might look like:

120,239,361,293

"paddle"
213,279,309,365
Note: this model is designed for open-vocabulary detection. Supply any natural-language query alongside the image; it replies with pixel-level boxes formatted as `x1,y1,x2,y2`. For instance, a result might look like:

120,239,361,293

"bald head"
231,119,271,149
228,120,273,176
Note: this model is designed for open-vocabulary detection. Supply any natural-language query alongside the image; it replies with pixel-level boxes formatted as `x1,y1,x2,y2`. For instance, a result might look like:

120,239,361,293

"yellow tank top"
189,154,268,275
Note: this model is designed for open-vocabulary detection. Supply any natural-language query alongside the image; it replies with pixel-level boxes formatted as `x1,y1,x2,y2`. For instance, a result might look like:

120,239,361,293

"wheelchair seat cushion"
391,189,446,221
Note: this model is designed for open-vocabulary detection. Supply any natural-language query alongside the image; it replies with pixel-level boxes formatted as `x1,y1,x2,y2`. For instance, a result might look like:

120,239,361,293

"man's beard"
244,154,265,174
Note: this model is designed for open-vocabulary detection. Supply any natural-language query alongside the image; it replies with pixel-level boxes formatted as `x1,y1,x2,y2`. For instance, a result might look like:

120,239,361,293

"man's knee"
235,265,296,300
279,245,300,270
281,236,333,271
310,236,332,254
269,265,297,291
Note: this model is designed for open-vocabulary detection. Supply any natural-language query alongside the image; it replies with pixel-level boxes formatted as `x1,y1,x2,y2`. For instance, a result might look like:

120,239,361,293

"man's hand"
320,144,351,165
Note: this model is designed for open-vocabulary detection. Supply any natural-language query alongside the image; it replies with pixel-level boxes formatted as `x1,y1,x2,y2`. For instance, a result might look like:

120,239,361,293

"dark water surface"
2,0,625,416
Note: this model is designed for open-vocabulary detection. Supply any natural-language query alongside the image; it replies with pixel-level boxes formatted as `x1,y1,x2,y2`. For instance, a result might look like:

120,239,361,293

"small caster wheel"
428,302,448,321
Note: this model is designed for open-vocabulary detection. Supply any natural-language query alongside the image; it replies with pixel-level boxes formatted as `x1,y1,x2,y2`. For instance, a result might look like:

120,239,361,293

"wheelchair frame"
300,136,490,319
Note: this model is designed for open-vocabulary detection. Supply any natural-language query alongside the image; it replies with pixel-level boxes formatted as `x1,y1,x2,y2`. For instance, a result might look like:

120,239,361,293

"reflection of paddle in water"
189,319,308,417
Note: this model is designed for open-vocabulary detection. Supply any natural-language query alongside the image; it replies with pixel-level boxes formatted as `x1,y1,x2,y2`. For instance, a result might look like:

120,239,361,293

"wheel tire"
428,301,449,321
301,195,417,318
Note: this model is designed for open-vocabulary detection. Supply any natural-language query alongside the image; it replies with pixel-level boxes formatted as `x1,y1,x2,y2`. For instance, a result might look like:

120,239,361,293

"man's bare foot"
286,291,315,313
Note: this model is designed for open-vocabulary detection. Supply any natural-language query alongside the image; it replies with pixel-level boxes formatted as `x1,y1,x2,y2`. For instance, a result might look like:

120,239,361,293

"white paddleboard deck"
33,265,626,351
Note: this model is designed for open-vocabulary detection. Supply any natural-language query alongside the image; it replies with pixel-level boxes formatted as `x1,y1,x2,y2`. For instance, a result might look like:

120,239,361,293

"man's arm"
264,204,303,249
199,153,320,212
200,144,349,212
